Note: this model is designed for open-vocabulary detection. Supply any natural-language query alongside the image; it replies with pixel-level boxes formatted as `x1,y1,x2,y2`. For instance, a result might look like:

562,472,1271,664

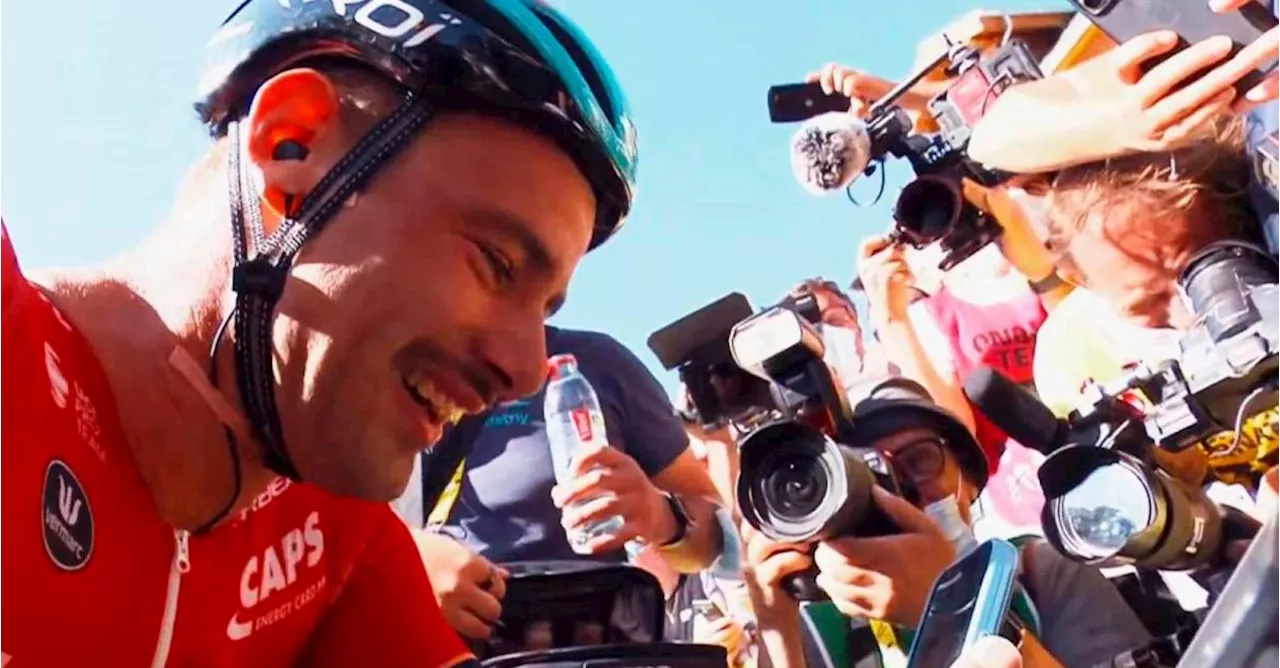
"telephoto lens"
736,420,902,543
1038,445,1260,572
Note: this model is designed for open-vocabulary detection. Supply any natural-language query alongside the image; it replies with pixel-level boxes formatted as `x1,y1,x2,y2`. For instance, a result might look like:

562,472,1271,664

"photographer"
397,326,726,642
787,277,895,386
743,379,1151,668
853,176,1073,537
1029,115,1264,418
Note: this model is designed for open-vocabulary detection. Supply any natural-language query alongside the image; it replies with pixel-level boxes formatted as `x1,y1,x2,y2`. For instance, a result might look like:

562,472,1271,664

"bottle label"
571,407,594,443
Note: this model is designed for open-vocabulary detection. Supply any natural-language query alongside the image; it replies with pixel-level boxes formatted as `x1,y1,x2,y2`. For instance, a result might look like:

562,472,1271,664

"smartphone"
906,539,1021,668
1066,0,1278,93
767,82,853,123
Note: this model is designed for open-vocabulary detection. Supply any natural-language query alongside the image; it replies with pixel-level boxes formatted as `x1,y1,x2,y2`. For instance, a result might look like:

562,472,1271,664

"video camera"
963,372,1262,595
647,292,909,553
855,35,1042,270
964,241,1277,586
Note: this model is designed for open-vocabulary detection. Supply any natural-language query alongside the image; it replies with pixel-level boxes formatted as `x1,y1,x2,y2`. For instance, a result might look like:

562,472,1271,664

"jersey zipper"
149,529,191,668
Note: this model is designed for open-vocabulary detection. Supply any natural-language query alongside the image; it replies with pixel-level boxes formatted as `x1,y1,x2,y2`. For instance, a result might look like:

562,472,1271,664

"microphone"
962,367,1066,455
789,112,872,195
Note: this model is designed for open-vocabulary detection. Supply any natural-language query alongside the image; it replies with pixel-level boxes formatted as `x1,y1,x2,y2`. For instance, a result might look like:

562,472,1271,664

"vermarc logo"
42,459,94,571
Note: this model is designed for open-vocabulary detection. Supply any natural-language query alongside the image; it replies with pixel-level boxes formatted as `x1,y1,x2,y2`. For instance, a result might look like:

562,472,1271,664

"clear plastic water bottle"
544,354,626,553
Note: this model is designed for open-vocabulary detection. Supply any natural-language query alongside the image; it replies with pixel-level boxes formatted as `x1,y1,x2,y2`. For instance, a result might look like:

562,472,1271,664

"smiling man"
2,0,637,666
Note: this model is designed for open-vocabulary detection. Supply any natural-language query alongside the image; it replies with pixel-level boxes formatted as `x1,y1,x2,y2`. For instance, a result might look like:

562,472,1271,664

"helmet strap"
216,93,435,484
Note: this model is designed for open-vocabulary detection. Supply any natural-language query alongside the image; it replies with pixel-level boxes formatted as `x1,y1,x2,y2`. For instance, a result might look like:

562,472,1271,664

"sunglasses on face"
880,437,947,484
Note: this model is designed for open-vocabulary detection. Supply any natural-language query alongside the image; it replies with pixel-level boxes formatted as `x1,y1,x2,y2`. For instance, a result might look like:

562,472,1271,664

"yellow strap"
426,459,467,529
869,619,907,668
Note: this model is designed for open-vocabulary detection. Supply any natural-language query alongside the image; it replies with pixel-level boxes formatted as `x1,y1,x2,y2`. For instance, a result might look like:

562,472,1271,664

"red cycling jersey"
1,224,473,667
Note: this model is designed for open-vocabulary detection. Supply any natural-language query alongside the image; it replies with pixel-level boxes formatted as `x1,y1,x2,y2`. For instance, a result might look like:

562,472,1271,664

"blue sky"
2,0,1053,393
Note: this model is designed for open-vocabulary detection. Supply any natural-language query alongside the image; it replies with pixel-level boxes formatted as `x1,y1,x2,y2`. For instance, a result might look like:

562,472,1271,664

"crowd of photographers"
398,5,1279,668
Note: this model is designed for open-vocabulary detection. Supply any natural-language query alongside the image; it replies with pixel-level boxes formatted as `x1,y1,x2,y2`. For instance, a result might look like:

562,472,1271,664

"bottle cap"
546,354,579,380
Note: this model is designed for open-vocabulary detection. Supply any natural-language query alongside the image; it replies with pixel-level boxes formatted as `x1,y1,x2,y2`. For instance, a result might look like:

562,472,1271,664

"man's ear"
244,68,342,219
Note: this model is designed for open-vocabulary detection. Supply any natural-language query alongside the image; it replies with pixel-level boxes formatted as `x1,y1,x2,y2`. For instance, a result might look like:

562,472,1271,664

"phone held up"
906,538,1023,668
1068,0,1278,94
767,82,853,123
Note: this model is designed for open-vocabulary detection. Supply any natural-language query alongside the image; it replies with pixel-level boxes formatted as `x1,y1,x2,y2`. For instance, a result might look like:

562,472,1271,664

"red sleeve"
301,508,473,668
3,221,22,317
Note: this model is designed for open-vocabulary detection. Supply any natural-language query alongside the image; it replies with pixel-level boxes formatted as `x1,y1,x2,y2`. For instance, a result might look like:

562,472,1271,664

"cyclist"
2,0,636,666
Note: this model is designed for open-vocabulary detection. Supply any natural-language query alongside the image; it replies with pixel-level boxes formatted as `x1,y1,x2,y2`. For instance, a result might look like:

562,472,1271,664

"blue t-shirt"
1248,2,1278,254
1247,101,1278,254
396,326,689,563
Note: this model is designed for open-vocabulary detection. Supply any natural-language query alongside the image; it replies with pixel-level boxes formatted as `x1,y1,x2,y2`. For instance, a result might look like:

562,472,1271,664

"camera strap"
868,620,906,667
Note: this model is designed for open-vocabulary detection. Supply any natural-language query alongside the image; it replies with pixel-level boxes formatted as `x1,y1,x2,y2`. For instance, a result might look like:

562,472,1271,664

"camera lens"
1040,445,1238,571
763,455,829,520
894,177,961,246
1052,461,1152,560
736,421,896,543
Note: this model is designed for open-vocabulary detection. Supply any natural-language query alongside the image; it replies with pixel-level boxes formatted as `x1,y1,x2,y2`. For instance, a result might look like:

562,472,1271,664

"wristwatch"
1027,271,1065,296
658,492,692,547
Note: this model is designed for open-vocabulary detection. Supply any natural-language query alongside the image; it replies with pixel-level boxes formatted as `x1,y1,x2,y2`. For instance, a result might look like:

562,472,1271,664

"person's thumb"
1111,30,1179,81
950,636,1022,668
858,233,896,262
870,486,941,535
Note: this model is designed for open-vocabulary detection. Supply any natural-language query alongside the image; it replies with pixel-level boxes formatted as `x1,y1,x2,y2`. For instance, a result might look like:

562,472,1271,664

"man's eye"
475,243,515,285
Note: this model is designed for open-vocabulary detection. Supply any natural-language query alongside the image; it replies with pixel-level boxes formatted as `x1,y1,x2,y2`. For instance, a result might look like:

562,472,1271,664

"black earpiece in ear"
272,140,310,161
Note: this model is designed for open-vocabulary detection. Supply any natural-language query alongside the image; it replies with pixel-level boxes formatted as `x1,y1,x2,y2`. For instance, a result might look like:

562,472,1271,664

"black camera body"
725,305,910,544
860,38,1042,270
646,291,827,431
649,294,910,550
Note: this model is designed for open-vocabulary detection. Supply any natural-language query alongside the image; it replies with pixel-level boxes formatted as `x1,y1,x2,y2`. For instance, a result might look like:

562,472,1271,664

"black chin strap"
224,94,434,480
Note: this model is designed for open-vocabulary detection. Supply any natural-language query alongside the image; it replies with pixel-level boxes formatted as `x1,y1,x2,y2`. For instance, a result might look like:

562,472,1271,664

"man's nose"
482,320,548,401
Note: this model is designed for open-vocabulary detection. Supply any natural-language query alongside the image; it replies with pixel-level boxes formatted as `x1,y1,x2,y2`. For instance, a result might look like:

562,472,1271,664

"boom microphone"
789,112,872,195
962,367,1066,455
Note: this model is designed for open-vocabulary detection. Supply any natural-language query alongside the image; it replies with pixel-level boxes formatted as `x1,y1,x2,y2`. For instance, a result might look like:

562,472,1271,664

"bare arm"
879,305,978,435
650,449,726,573
743,574,805,668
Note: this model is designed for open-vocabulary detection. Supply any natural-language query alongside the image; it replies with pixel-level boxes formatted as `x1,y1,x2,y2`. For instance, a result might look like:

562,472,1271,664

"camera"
861,36,1043,270
648,293,910,548
1028,241,1278,592
725,305,910,544
1074,241,1279,478
647,290,828,431
650,293,986,546
1037,444,1260,578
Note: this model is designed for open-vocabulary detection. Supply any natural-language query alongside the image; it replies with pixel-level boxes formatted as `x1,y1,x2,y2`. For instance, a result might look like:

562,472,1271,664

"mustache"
393,339,501,408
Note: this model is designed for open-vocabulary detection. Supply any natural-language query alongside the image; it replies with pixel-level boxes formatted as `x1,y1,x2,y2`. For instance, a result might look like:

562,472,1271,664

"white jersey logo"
227,511,327,641
45,343,69,409
58,475,83,526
